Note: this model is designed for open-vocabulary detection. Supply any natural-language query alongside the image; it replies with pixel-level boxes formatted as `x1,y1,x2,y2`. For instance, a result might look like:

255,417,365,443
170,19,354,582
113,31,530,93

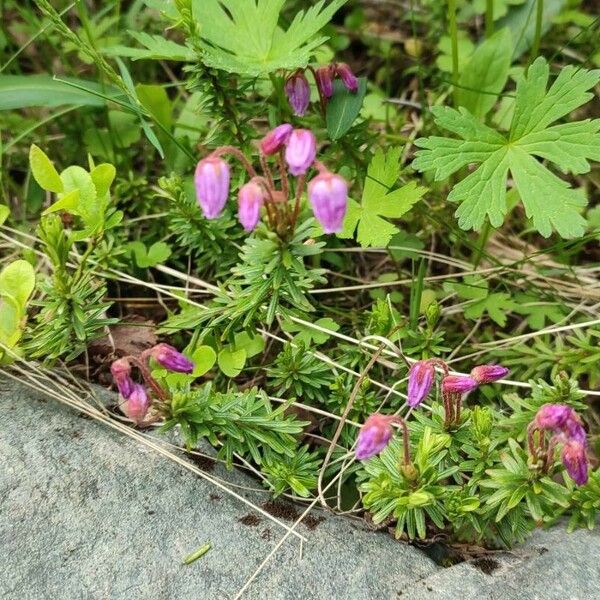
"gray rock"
401,526,600,600
1,377,598,600
0,378,436,599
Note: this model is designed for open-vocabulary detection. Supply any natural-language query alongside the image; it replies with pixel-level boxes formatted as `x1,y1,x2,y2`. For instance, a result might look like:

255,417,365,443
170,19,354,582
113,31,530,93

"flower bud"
194,156,230,219
123,383,150,424
260,124,293,156
308,171,348,234
285,71,311,116
442,375,478,394
561,440,589,486
238,181,264,232
285,129,317,176
335,63,359,92
355,413,396,460
407,360,435,408
470,364,509,384
110,357,135,399
315,65,335,98
150,343,194,374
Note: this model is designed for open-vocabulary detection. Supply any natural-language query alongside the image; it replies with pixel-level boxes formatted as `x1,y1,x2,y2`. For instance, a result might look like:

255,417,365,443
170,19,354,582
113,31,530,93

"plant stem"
485,0,494,38
530,0,544,65
473,220,491,268
447,0,459,107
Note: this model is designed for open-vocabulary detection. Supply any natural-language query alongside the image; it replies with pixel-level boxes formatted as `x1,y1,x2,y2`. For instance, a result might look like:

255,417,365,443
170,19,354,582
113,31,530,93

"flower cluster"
194,126,348,236
528,404,589,485
110,343,194,425
355,360,508,461
284,63,359,116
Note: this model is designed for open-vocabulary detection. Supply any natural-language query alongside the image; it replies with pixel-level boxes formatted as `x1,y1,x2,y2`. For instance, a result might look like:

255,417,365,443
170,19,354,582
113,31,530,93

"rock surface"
1,377,599,600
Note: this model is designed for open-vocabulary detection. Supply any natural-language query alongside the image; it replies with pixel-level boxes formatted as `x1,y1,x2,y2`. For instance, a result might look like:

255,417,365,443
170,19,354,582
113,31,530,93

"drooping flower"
336,63,359,92
315,65,335,98
110,357,135,399
238,181,264,232
470,364,509,385
285,71,311,116
407,360,435,408
561,440,589,486
285,129,317,176
533,404,576,431
260,124,293,156
565,417,587,445
355,413,396,460
122,383,150,424
442,375,478,394
307,171,348,233
194,156,230,219
150,343,194,374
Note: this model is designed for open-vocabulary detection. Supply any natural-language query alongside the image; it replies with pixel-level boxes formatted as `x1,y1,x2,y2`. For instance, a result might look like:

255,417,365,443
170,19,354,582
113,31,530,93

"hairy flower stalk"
528,403,589,485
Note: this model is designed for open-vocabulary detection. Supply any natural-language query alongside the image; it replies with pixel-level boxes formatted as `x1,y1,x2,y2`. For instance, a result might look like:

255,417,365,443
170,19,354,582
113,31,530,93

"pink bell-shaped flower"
238,181,264,232
123,384,150,424
442,375,478,394
355,413,396,460
315,65,335,98
285,129,317,176
407,360,435,407
285,71,311,116
150,343,194,374
260,124,293,156
308,171,348,234
561,440,589,486
336,63,359,92
470,364,509,384
194,156,230,219
110,357,135,399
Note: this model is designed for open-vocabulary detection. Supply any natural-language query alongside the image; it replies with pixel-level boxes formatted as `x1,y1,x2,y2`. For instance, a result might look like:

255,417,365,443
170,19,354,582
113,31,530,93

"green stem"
530,0,544,65
485,0,494,38
473,220,491,268
447,0,459,107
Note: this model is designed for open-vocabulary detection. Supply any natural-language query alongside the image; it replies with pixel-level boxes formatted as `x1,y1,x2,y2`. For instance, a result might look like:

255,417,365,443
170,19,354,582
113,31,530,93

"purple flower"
335,63,359,92
150,343,194,374
111,358,135,399
308,172,348,234
194,156,230,219
470,364,509,384
260,124,293,156
355,413,396,460
442,375,478,394
565,418,587,445
315,65,334,98
561,440,589,486
407,360,435,407
123,384,150,424
285,129,317,176
238,181,264,232
285,71,311,116
534,404,575,431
